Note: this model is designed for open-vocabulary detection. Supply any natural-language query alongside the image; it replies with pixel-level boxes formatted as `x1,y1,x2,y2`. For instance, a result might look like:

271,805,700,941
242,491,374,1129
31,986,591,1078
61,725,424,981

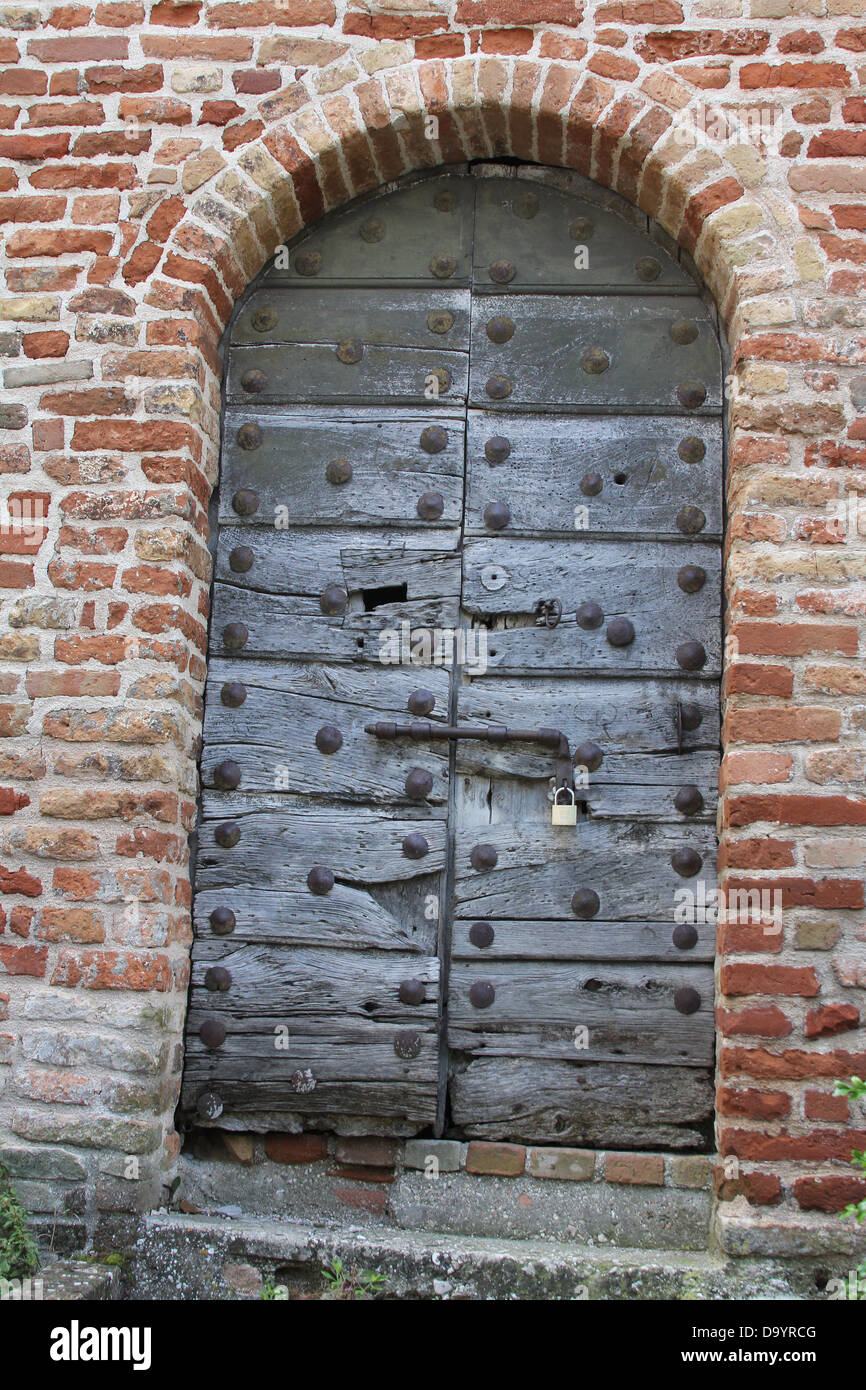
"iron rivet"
677,380,708,410
429,254,457,279
677,505,706,535
229,545,254,573
486,314,515,344
222,622,248,651
250,305,277,333
571,887,600,919
575,741,603,772
220,681,246,708
398,978,425,1006
417,491,445,521
214,760,241,790
420,424,448,454
232,488,259,517
433,189,456,212
394,1029,422,1058
320,585,348,616
469,980,496,1009
569,215,594,240
680,702,703,731
359,217,385,243
236,422,262,451
240,369,267,394
315,724,343,755
674,784,704,816
427,310,454,334
483,500,510,530
428,366,451,394
676,639,707,671
294,249,322,277
513,191,539,219
672,923,698,951
581,347,610,375
402,832,429,859
197,1089,223,1119
670,318,699,345
580,472,603,497
606,617,635,647
405,767,433,800
326,457,353,485
209,906,236,936
307,865,334,895
469,921,495,948
635,255,662,282
336,338,363,365
674,986,702,1015
485,374,512,400
200,1018,226,1050
577,601,604,630
678,564,706,593
408,689,435,715
289,1069,316,1093
485,435,511,464
215,822,240,848
205,965,232,992
671,847,703,878
489,259,515,284
470,842,498,872
678,436,706,463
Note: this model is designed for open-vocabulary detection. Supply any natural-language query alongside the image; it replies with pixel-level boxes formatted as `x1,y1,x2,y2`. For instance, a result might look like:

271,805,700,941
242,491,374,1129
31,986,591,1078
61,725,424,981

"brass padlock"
551,785,577,826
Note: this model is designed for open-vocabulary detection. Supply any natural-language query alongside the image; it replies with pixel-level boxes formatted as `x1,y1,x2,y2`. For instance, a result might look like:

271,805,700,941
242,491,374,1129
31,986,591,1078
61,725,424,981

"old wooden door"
182,166,723,1150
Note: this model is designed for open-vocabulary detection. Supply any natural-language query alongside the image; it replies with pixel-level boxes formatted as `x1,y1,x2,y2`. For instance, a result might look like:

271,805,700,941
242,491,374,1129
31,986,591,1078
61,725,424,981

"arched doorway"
181,162,724,1151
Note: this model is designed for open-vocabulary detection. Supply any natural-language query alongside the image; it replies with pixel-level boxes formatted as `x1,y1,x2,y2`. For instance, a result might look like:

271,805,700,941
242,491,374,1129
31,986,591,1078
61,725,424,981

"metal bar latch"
365,720,576,792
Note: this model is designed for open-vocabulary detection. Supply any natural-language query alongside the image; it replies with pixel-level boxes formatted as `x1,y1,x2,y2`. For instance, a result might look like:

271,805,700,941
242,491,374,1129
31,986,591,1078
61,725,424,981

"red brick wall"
1,0,865,1253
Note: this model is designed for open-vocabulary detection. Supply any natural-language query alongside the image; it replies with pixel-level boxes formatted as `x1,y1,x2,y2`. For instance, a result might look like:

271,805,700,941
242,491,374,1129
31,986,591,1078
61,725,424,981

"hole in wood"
362,583,408,611
613,471,628,484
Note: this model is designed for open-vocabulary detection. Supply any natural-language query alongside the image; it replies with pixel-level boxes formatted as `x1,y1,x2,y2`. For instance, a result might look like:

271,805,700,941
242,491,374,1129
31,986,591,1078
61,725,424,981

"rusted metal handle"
365,721,575,791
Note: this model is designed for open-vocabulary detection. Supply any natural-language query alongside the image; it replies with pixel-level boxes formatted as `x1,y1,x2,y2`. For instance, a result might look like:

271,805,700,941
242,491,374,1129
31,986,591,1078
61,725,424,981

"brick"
720,963,820,996
263,1132,328,1164
403,1139,462,1172
668,1155,711,1189
604,1153,665,1185
465,1141,526,1176
740,61,850,87
794,1175,866,1210
805,1002,860,1036
719,1086,791,1118
527,1147,595,1181
334,1136,399,1168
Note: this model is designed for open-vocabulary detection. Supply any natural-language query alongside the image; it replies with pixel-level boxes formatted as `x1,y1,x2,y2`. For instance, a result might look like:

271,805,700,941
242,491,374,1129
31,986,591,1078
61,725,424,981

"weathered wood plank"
192,883,438,954
206,656,452,717
181,1074,438,1124
213,534,462,605
232,286,471,350
451,917,714,963
227,344,469,406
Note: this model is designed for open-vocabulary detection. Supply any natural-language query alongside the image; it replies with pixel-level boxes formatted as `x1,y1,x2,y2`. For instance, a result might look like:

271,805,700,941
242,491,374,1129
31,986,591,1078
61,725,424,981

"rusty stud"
486,314,515,344
215,822,241,848
222,622,248,652
674,784,704,816
580,472,603,497
196,1090,223,1120
420,424,448,454
320,585,348,616
205,965,232,992
575,741,603,772
670,318,699,345
250,305,277,333
433,189,456,212
315,724,343,755
427,310,454,335
417,491,445,521
489,259,516,284
326,457,353,486
674,986,701,1015
408,689,435,716
513,191,539,219
214,759,241,790
294,249,322,277
336,338,363,365
569,215,594,240
677,505,706,535
672,923,698,951
240,369,267,394
398,978,425,1006
485,374,512,400
676,639,707,671
485,435,511,464
394,1030,422,1058
581,347,610,375
635,255,662,282
229,545,254,574
678,564,706,593
678,436,706,464
428,366,451,395
307,865,334,895
200,1018,226,1050
236,422,262,451
429,254,457,279
220,681,247,708
405,767,433,800
359,217,385,243
483,500,510,530
470,843,498,872
402,832,429,859
576,601,604,630
571,887,600,919
469,980,496,1009
288,1069,316,1093
671,847,703,878
677,380,707,410
469,921,495,949
232,488,259,517
606,617,635,647
210,906,236,936
680,702,703,731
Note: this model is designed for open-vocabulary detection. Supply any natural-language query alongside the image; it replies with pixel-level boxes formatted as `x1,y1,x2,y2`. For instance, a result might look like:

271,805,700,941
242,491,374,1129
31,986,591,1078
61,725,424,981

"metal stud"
222,622,248,652
580,472,603,497
196,1090,223,1119
677,380,707,410
359,217,385,243
571,887,600,919
672,923,698,951
513,191,539,219
215,822,240,848
569,215,594,240
398,978,425,1006
200,1018,226,1050
420,424,447,454
336,338,363,365
214,759,241,790
221,680,246,707
236,422,262,451
635,255,662,282
209,906,236,936
489,259,515,284
429,254,457,279
678,436,706,464
428,366,451,394
229,546,253,573
575,741,603,772
678,564,706,593
485,435,511,464
469,980,495,1009
427,310,454,334
320,585,348,616
433,189,456,212
676,639,707,671
469,921,495,949
407,689,435,716
326,457,353,486
205,965,232,992
402,832,429,859
576,601,604,630
250,305,277,333
289,1069,316,1093
674,784,704,816
606,617,635,647
671,847,703,878
674,986,701,1015
670,318,699,345
485,374,512,400
307,865,334,895
470,843,498,872
232,488,259,517
294,249,322,277
677,505,706,535
483,500,510,530
581,347,610,375
679,702,703,732
315,724,343,755
486,314,515,344
405,767,433,800
417,491,445,521
394,1030,422,1058
240,368,267,395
